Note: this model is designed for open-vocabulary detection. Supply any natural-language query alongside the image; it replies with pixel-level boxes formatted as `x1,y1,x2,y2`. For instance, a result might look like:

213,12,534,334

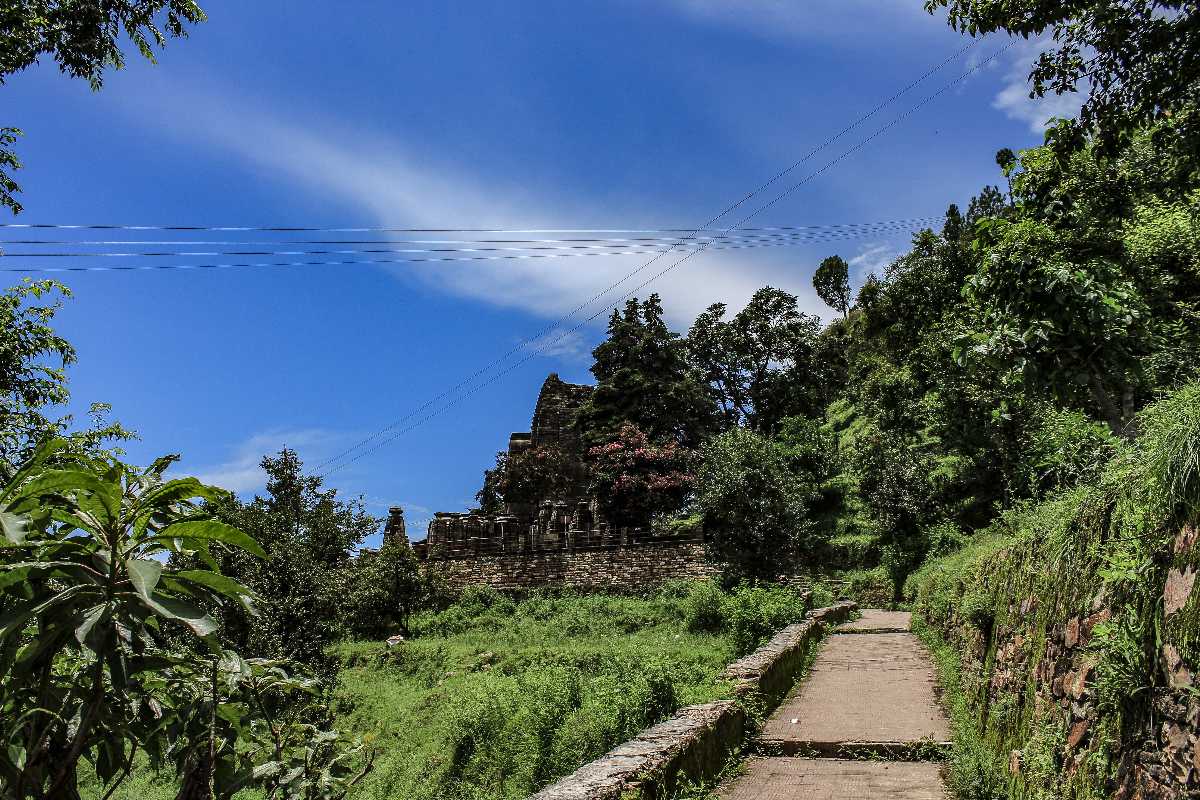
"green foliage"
588,423,696,529
191,448,379,672
0,1,207,213
476,444,586,514
1130,381,1200,518
812,255,851,319
321,585,742,800
1022,406,1116,497
0,440,369,800
925,0,1200,151
0,281,136,474
341,537,427,638
578,295,715,449
696,427,817,580
685,286,824,431
679,578,725,634
717,583,812,657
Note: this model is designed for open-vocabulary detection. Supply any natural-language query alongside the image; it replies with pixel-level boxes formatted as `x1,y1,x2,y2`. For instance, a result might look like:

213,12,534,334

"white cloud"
191,428,351,494
849,242,899,284
143,92,805,329
657,0,936,43
520,328,592,364
992,39,1085,133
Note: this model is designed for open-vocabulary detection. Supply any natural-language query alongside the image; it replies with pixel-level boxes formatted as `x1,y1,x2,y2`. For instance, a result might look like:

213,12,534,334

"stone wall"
914,521,1200,799
529,602,858,800
426,538,718,592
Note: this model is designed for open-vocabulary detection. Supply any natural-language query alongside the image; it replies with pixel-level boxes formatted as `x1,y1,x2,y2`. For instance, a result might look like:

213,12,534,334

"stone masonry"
404,373,713,591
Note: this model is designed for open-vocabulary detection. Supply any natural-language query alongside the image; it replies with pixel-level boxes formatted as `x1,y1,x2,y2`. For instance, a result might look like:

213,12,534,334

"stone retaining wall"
425,540,719,592
529,601,858,800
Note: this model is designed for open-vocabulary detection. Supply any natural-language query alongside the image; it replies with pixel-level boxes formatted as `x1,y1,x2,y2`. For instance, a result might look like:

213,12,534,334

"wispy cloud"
657,0,936,43
520,328,593,364
143,91,803,329
992,39,1084,134
849,242,899,284
191,428,352,494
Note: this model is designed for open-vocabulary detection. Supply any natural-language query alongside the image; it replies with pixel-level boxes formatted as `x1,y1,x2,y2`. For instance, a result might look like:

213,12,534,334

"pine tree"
578,295,715,448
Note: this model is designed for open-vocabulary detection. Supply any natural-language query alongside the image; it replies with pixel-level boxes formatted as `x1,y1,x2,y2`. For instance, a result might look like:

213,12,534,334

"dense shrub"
697,428,815,580
719,583,812,656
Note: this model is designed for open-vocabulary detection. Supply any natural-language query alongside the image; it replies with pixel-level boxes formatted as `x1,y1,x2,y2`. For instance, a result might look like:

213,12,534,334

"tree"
925,0,1200,149
0,440,372,800
342,538,425,638
197,449,378,671
475,445,587,514
852,427,936,602
578,295,715,448
696,426,827,580
0,2,207,214
0,440,257,798
0,281,73,466
686,287,823,432
0,280,133,475
812,255,851,320
588,423,695,529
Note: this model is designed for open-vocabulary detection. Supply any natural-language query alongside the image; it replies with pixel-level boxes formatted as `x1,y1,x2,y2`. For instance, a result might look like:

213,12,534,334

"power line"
0,217,941,243
0,219,945,234
0,222,934,274
314,41,1001,477
0,219,938,259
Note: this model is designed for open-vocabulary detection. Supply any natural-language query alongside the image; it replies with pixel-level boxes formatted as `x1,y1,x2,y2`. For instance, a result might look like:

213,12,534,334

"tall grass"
86,580,811,800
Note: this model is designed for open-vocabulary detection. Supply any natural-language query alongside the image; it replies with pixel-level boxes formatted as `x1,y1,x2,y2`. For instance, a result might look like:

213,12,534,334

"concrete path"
719,610,951,799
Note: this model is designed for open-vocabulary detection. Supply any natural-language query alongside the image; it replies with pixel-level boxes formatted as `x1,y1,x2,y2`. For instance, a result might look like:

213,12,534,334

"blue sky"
2,1,1079,545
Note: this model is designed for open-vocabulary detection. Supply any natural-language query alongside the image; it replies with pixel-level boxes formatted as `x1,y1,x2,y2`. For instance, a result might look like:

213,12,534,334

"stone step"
754,738,952,761
759,632,950,748
837,608,912,633
720,757,948,799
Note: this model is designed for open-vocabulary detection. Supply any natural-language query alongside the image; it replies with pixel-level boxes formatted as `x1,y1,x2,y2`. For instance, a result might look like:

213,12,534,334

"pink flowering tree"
588,423,696,529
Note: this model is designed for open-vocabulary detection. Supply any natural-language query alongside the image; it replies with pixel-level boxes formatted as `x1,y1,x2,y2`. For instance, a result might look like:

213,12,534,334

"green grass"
86,580,812,800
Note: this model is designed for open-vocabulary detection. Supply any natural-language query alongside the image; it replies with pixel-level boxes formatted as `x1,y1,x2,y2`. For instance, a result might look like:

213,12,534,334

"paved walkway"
720,610,950,799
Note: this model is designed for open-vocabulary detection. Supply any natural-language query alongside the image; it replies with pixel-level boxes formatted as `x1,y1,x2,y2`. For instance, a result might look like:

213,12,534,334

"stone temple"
381,373,714,591
414,373,606,557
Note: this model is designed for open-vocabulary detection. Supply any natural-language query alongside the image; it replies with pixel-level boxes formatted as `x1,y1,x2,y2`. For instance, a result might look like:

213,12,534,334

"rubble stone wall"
528,602,858,800
425,539,718,592
914,522,1200,800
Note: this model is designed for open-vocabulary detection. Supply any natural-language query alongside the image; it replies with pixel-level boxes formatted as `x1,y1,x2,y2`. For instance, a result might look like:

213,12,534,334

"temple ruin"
383,373,714,590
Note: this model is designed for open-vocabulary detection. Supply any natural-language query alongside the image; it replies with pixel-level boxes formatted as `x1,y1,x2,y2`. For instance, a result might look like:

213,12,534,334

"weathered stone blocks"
529,602,858,800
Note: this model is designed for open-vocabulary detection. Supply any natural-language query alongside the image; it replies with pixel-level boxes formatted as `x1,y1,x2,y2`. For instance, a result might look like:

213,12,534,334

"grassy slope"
85,581,812,800
333,590,738,800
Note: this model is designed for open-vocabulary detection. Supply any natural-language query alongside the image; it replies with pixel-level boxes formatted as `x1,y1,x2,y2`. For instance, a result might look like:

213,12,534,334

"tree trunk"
1088,371,1129,437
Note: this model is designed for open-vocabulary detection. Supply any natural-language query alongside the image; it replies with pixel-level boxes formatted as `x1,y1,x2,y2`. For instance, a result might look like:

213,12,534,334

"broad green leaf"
126,558,163,604
75,603,108,648
137,591,219,637
0,511,31,546
0,438,68,505
7,469,119,523
151,520,267,559
0,585,86,637
7,744,25,771
173,570,258,612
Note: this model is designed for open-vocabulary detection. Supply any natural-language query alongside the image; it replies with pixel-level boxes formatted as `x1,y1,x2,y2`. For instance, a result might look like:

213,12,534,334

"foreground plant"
0,439,371,800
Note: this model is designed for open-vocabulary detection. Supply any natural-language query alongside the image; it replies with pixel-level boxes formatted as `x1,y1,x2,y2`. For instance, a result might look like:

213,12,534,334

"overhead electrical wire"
313,40,1002,477
0,221,934,274
0,218,939,260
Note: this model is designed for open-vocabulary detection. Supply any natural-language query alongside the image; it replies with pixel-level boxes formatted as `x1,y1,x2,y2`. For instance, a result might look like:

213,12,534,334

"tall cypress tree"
578,294,715,448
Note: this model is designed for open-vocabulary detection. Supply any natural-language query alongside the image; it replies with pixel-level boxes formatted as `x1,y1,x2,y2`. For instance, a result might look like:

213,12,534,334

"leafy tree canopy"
812,255,851,320
0,1,207,213
686,287,824,433
578,295,715,449
925,0,1200,150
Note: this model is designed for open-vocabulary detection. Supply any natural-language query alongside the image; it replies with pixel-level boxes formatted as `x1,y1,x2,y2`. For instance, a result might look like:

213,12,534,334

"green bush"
719,583,812,656
680,579,725,633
